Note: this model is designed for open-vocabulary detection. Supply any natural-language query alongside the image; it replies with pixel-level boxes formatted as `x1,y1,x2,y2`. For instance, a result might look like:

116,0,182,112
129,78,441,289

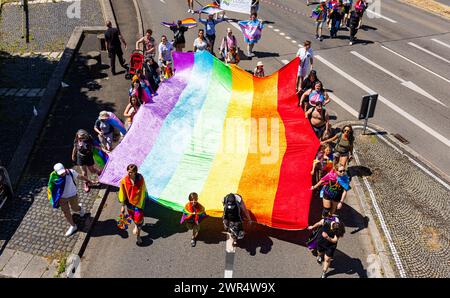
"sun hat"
99,111,110,120
53,163,66,175
257,61,264,67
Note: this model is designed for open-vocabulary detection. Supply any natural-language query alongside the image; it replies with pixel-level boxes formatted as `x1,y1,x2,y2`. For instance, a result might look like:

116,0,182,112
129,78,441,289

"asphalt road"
81,0,449,278
141,0,450,178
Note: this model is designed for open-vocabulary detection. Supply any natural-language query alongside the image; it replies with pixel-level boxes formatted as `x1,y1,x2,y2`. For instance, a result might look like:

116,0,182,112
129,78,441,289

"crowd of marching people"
46,0,359,278
311,0,368,45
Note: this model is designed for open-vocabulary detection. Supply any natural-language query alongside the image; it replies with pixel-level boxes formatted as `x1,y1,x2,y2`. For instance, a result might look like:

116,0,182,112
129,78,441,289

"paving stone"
5,88,18,96
20,255,51,278
0,251,33,278
26,88,42,97
40,259,58,278
0,249,16,271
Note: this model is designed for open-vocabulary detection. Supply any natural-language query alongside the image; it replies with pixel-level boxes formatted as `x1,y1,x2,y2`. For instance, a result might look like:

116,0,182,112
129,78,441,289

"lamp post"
21,0,30,43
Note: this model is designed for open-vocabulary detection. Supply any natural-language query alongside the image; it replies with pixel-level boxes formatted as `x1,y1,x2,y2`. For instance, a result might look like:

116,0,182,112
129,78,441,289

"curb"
67,186,111,278
133,0,144,38
100,0,117,28
6,26,106,191
332,120,398,278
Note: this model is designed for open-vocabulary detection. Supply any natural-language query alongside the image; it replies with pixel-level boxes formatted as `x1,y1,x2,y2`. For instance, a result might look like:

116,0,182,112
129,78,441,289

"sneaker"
316,256,323,264
79,204,86,217
315,34,319,40
191,239,196,247
349,41,353,45
65,225,78,237
319,36,323,42
321,271,327,278
136,236,143,245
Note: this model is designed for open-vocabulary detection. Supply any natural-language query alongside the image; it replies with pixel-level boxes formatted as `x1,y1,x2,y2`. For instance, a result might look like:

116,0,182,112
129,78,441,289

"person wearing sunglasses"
311,163,351,216
321,125,354,168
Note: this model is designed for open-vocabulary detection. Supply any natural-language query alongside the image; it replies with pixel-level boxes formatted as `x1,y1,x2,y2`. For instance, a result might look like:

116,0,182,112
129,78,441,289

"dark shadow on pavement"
361,25,377,31
347,165,372,178
327,249,368,278
253,51,280,58
88,218,129,239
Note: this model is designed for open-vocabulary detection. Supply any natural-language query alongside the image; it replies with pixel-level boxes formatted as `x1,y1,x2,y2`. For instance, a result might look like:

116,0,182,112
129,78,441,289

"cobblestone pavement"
353,130,450,278
0,0,103,53
0,0,102,167
0,37,112,259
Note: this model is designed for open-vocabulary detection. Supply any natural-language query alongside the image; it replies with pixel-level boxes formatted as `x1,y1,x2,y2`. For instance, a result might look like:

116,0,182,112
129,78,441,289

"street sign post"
358,94,378,135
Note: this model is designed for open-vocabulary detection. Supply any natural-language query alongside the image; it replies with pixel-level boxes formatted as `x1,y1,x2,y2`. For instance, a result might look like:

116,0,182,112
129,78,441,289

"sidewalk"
350,125,450,278
0,0,140,277
0,0,104,168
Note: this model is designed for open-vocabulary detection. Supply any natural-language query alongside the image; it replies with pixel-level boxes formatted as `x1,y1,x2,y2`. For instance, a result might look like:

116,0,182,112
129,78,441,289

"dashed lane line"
431,38,450,50
316,55,450,148
408,42,450,64
366,9,398,24
350,51,447,107
380,45,450,84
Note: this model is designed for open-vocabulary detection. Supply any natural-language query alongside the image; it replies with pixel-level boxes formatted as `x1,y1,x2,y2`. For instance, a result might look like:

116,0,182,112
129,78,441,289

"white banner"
220,0,252,14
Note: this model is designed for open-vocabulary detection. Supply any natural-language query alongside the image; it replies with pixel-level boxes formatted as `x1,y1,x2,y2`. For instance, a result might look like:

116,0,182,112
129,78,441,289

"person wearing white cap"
49,163,92,237
253,61,265,77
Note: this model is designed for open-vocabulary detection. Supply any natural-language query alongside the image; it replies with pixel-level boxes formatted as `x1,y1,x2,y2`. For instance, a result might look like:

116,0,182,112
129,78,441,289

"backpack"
223,193,242,222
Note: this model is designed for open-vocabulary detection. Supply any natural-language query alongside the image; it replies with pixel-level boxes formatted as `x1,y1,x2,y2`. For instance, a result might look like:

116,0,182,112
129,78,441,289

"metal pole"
363,97,372,135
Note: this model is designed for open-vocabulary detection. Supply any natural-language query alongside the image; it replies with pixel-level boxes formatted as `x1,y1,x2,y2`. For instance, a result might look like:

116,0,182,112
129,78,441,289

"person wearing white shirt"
296,40,314,91
52,163,92,237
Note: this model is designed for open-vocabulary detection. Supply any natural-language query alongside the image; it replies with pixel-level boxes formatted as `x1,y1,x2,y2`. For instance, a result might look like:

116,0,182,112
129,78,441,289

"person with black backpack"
222,193,252,246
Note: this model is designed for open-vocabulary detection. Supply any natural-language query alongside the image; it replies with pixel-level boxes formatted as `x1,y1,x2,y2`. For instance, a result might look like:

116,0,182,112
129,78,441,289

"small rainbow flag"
161,18,198,29
100,51,320,230
47,171,65,209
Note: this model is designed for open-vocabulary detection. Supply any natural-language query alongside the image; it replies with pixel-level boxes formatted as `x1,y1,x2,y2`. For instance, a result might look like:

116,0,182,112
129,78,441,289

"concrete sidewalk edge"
7,25,106,190
133,0,144,37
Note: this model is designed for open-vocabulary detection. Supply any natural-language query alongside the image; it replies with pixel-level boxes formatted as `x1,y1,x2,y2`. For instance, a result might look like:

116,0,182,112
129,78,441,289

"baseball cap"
53,163,66,175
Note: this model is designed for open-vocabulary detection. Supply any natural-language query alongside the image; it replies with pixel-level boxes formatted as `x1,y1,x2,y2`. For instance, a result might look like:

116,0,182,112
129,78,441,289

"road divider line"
380,45,450,84
353,151,407,278
431,38,450,49
316,55,450,148
281,59,289,64
229,21,242,32
350,51,447,107
328,93,359,118
366,9,397,23
408,42,450,64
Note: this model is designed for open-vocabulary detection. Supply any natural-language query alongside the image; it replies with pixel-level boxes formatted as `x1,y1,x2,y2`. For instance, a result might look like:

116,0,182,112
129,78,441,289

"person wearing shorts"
180,192,206,247
118,164,148,245
315,219,345,278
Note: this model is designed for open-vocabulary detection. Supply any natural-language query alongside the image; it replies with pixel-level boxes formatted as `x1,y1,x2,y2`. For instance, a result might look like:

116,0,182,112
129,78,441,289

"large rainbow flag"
100,51,320,230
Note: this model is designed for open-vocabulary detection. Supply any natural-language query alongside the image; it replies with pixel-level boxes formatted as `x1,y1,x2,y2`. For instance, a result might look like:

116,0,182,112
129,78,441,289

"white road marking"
229,21,242,32
268,25,273,28
408,42,450,64
352,151,407,278
316,55,450,148
279,32,285,36
292,40,297,43
281,59,289,64
224,270,233,278
328,92,359,118
351,51,446,106
380,45,450,84
366,9,397,23
160,0,166,3
274,28,280,32
431,38,450,49
285,36,291,40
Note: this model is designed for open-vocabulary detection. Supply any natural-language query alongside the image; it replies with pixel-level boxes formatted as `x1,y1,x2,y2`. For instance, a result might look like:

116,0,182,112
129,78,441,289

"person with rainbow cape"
180,192,207,247
118,164,148,245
